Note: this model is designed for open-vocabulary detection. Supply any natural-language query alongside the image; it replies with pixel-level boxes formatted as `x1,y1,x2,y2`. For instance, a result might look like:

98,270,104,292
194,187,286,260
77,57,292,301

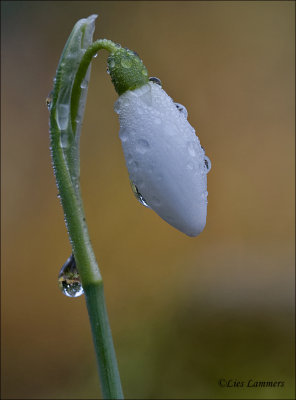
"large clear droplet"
175,103,188,119
149,77,162,86
46,91,53,110
204,156,211,173
130,181,150,208
58,254,84,298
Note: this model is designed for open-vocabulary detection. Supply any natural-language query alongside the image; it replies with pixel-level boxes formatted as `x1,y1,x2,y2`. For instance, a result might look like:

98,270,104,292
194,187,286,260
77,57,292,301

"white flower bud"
114,82,211,237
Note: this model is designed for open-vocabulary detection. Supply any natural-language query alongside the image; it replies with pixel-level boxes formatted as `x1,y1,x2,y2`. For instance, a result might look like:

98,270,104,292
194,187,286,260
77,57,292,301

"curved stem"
50,35,123,398
71,39,117,132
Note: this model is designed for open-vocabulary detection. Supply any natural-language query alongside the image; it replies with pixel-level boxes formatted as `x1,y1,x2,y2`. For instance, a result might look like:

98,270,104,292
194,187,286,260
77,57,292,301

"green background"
1,1,295,399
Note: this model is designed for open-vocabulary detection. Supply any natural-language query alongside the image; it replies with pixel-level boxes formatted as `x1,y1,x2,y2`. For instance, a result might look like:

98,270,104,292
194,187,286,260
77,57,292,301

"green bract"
107,48,149,95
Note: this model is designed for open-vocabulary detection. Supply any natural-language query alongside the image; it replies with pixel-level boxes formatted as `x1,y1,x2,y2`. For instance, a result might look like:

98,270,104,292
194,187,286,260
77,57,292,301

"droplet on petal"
149,77,162,86
130,181,150,208
204,156,211,173
175,103,188,119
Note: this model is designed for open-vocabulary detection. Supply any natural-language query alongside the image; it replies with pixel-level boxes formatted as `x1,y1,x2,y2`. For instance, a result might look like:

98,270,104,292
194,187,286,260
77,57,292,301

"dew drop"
121,58,132,68
136,139,149,154
204,156,211,173
58,254,84,298
80,78,88,89
175,103,188,119
149,77,162,86
93,53,98,58
46,91,53,110
130,50,140,58
130,181,150,208
106,67,110,75
109,59,115,68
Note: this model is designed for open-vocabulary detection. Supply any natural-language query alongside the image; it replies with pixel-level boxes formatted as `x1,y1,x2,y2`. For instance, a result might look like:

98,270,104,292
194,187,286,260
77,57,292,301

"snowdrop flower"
107,46,211,237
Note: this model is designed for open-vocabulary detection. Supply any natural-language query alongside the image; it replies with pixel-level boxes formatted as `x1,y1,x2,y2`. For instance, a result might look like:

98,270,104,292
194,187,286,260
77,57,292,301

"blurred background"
1,1,295,399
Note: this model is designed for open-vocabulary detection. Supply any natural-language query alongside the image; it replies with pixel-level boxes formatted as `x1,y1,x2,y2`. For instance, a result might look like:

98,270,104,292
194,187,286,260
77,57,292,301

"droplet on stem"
46,91,53,110
58,254,84,298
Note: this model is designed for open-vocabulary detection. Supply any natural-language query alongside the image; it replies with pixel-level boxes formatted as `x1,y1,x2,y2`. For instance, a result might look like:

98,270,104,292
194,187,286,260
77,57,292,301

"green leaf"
50,14,98,185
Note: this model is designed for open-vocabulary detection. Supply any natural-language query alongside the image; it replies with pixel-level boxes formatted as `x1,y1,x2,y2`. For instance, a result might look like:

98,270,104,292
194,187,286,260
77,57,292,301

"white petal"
114,82,210,237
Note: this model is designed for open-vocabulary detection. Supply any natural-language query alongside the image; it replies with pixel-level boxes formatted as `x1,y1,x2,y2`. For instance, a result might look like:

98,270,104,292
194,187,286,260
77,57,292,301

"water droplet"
58,255,84,298
204,156,211,173
175,103,188,119
46,91,53,110
136,139,149,154
149,77,162,86
93,53,98,58
115,43,121,48
130,50,139,58
121,58,132,68
130,181,150,208
106,67,110,75
80,80,87,89
109,59,115,68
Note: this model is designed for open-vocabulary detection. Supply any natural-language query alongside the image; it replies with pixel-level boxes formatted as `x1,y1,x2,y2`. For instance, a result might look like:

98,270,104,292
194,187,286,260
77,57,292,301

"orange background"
2,1,295,399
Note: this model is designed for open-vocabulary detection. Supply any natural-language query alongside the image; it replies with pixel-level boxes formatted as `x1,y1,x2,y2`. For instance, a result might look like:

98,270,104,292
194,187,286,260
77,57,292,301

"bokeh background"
1,1,295,399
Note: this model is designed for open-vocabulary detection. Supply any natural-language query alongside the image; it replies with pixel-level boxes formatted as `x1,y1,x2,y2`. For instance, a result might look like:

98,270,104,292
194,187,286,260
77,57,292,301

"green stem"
71,39,117,133
50,38,123,399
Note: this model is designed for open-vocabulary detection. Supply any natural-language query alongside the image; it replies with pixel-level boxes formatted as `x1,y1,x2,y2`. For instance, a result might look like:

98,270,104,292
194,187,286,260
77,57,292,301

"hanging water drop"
149,77,162,86
204,156,211,173
46,91,53,110
130,181,150,208
58,254,84,298
175,103,188,119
